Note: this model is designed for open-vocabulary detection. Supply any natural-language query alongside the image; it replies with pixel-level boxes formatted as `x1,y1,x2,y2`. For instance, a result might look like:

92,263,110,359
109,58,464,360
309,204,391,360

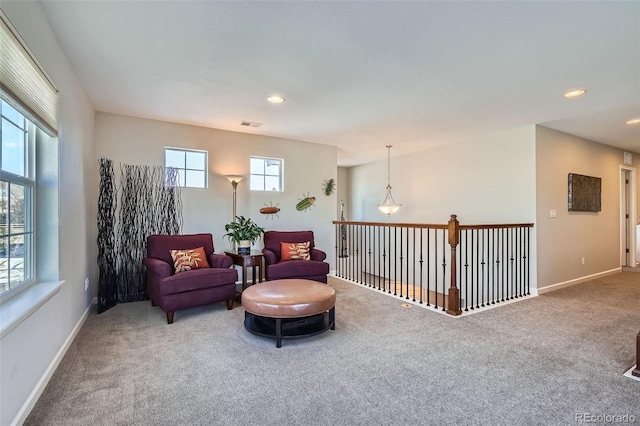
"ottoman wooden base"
244,308,335,348
241,279,336,348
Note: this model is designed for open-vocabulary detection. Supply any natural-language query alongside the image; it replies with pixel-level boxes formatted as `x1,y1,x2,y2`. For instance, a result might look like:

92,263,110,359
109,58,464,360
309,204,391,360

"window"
164,147,208,188
250,156,283,191
1,99,35,294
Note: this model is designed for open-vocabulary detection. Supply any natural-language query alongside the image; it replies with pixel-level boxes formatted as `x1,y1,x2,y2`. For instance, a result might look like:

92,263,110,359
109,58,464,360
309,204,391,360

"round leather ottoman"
241,279,336,348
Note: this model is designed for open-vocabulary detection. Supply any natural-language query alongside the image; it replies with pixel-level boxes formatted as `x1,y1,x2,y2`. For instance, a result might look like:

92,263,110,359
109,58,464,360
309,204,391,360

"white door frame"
619,165,637,267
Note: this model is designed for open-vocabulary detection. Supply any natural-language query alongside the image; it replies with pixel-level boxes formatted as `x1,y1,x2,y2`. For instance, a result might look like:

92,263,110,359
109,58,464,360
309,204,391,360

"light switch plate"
550,209,557,218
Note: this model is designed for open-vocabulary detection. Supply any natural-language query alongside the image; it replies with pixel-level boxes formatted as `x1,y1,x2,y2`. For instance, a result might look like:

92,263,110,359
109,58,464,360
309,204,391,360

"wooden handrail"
332,220,448,229
332,220,534,230
460,223,534,230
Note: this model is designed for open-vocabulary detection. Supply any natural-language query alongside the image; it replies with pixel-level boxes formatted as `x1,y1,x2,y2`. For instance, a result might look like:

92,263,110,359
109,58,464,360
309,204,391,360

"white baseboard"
537,268,621,295
624,366,640,382
11,302,93,426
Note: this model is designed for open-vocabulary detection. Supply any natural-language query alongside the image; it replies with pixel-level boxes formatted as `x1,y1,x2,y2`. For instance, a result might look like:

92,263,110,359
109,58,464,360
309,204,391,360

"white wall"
94,113,338,266
0,2,96,425
336,167,350,220
349,126,537,224
535,126,639,289
348,126,538,290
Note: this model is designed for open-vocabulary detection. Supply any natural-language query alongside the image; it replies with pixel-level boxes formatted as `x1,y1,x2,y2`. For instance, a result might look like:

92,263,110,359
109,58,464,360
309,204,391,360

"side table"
225,250,264,291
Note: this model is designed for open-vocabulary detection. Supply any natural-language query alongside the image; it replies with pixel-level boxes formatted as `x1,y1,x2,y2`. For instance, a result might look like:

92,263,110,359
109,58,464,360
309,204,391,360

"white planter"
238,240,251,254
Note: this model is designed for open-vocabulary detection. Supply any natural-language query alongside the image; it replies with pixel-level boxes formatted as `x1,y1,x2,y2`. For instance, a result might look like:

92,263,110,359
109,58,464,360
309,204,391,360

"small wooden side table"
225,250,264,291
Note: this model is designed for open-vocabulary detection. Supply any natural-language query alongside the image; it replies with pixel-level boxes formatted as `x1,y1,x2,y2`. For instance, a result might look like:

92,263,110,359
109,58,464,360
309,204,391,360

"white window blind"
0,9,58,136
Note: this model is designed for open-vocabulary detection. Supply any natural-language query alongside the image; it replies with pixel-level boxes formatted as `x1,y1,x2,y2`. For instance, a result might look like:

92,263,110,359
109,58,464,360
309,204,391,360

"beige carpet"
25,273,640,425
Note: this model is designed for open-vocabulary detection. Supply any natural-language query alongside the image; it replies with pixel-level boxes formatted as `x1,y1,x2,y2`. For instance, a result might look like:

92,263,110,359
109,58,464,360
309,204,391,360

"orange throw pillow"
170,247,210,273
280,241,311,261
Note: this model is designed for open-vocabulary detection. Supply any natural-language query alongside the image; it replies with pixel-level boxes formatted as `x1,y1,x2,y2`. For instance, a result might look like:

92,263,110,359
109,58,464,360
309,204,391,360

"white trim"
623,366,640,382
10,299,92,426
0,281,64,338
328,273,536,317
536,268,621,294
619,165,637,267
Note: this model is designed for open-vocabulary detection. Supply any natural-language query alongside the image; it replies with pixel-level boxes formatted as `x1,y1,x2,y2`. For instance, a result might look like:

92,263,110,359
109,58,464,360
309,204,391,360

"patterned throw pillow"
280,241,311,261
170,247,210,273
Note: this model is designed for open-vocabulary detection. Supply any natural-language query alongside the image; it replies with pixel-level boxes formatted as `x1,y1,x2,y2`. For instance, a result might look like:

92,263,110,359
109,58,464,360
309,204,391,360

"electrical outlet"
550,209,557,218
84,277,89,291
581,257,585,265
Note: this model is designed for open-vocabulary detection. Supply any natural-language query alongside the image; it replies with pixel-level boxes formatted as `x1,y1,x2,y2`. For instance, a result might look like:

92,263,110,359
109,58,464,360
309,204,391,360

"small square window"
164,147,208,188
250,157,283,191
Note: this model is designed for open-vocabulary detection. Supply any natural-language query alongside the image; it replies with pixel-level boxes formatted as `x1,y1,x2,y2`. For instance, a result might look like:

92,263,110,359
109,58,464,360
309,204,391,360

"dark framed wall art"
568,173,601,212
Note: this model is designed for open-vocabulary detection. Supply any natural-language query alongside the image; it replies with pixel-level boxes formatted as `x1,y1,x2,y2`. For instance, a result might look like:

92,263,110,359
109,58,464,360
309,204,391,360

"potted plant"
224,215,265,254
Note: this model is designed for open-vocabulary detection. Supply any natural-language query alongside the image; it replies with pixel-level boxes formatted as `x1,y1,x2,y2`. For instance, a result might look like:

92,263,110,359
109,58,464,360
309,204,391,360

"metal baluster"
362,225,366,286
426,229,431,307
377,226,382,291
412,228,416,302
434,229,438,309
368,225,372,288
359,224,363,284
383,226,387,293
520,226,524,297
406,227,410,300
474,229,479,309
347,224,351,281
510,227,515,300
515,227,520,297
470,229,475,309
498,228,502,302
392,227,396,296
492,228,497,304
405,227,409,300
502,228,507,302
483,229,488,307
464,229,469,311
398,226,403,297
442,229,447,312
419,228,423,304
526,227,530,295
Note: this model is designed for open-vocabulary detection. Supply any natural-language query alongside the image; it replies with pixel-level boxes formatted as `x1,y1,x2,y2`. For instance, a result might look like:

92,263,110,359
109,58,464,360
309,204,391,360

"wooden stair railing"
333,214,533,315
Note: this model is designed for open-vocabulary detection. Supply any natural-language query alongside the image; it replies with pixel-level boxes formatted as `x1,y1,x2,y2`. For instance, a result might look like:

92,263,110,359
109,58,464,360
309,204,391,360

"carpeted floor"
25,273,640,425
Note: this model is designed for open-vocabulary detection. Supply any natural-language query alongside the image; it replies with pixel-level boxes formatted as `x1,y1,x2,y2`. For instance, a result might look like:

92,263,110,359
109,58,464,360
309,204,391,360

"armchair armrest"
143,257,172,278
262,249,277,265
209,253,232,269
310,248,326,261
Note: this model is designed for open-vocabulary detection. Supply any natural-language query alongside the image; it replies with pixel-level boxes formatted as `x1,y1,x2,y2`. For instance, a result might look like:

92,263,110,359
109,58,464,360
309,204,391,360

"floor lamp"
225,175,244,250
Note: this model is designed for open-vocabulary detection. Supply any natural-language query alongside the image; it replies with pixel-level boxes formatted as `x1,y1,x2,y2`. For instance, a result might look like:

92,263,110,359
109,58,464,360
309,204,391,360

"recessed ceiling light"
626,118,640,125
564,89,587,98
267,95,285,104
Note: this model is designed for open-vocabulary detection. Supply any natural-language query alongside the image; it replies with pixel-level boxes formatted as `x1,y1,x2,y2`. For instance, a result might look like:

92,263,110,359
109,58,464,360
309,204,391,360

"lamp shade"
225,175,244,184
377,184,401,216
377,145,401,215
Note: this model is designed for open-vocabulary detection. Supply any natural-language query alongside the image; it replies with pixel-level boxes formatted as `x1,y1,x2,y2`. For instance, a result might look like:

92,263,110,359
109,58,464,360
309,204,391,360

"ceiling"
37,1,640,166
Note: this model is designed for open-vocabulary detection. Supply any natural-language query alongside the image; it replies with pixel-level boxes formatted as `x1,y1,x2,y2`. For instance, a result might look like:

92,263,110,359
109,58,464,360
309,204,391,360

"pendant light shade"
377,145,401,215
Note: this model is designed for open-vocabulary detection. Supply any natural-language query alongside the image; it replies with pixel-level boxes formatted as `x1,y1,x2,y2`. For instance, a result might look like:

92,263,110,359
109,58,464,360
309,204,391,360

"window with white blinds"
0,9,58,136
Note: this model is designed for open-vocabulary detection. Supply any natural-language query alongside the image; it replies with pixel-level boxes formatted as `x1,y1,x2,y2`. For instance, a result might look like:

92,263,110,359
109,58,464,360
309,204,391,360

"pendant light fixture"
377,145,401,215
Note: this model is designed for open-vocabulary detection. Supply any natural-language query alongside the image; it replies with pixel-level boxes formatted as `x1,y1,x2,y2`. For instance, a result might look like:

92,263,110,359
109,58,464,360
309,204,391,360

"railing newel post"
446,214,462,316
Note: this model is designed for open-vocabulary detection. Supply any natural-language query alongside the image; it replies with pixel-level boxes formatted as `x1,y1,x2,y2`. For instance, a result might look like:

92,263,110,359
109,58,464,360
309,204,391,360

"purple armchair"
262,230,329,283
143,233,238,324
